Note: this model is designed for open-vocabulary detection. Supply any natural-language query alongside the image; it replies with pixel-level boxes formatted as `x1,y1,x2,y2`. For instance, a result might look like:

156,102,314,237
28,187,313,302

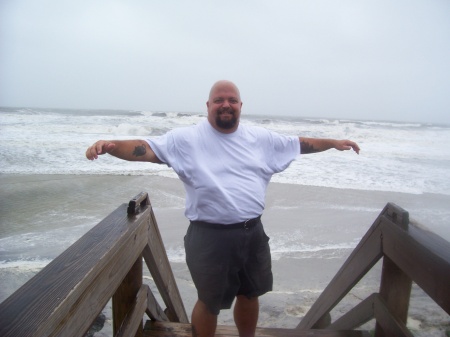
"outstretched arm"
85,139,162,163
299,137,360,154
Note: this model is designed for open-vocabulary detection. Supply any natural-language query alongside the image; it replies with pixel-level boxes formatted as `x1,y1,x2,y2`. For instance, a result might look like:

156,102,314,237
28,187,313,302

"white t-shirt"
146,119,299,224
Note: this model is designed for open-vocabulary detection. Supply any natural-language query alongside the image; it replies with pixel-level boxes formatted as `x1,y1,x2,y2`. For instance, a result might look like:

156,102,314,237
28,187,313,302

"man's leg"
233,295,259,337
191,299,217,337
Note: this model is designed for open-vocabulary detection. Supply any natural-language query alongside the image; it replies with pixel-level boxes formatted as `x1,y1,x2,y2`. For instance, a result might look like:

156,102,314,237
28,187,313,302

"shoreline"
3,171,450,195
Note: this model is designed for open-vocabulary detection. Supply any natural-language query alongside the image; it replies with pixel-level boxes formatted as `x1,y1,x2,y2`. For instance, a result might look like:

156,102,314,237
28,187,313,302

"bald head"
206,80,243,133
208,80,241,102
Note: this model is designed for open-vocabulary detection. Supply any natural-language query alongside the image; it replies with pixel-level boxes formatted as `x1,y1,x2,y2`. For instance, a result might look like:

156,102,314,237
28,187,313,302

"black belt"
190,215,261,229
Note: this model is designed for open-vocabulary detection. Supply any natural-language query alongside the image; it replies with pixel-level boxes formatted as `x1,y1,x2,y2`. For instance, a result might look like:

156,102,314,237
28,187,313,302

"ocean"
1,107,449,335
2,107,450,195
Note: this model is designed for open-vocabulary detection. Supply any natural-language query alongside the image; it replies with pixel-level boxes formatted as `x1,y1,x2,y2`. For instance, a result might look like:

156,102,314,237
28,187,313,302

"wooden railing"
296,202,450,337
0,192,189,337
0,195,448,337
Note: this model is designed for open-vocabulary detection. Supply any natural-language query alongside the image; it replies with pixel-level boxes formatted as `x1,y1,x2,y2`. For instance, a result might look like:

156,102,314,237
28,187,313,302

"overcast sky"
1,1,449,124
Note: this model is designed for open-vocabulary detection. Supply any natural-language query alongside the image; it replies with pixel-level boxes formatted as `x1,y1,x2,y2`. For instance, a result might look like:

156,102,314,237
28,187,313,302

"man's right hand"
85,140,116,160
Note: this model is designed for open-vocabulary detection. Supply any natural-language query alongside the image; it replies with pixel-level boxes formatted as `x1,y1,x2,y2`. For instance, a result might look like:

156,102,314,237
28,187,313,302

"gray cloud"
1,0,449,124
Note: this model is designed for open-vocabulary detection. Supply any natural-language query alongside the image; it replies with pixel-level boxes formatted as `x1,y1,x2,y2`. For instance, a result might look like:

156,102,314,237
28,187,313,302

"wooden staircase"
0,192,448,337
143,321,371,336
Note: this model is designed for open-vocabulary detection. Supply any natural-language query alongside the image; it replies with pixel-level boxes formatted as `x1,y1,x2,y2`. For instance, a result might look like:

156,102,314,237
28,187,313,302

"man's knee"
234,295,259,312
191,300,218,337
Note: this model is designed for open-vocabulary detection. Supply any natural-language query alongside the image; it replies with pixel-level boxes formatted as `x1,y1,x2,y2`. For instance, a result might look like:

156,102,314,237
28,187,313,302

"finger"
86,146,96,160
340,141,352,151
87,143,104,160
91,145,99,159
95,142,104,155
96,141,110,155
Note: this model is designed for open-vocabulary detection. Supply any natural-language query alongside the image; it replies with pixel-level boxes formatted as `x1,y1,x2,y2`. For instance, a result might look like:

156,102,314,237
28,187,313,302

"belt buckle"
244,219,250,230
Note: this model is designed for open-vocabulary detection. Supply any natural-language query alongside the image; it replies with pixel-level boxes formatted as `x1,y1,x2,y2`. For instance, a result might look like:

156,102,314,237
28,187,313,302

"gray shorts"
184,218,273,315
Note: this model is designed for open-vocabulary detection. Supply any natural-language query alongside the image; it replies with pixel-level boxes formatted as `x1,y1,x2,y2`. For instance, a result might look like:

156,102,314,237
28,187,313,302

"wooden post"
374,256,412,337
374,204,412,337
113,255,143,337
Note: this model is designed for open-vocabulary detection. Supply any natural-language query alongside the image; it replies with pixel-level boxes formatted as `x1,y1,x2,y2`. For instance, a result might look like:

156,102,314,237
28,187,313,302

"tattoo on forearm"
300,140,319,154
132,144,147,157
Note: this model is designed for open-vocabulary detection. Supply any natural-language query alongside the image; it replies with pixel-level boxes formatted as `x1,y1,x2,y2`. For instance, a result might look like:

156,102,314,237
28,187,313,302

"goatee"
215,110,238,129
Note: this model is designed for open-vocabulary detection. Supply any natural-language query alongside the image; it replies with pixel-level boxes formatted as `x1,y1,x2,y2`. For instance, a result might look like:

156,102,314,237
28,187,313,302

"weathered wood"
50,209,150,337
374,256,412,337
299,202,450,335
0,203,150,337
143,207,189,323
113,255,144,337
116,285,149,337
328,293,378,330
146,287,170,322
128,192,151,215
296,214,384,329
383,202,409,230
373,295,414,337
143,321,371,336
381,217,450,315
1,197,448,337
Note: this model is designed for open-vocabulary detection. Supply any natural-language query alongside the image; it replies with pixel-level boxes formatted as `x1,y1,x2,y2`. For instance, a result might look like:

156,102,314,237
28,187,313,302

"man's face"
207,82,242,133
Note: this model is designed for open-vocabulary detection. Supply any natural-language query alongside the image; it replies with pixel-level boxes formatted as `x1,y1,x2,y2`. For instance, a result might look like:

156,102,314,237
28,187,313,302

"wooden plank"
296,202,413,330
408,217,450,262
128,192,151,215
143,207,189,323
143,321,371,337
116,285,149,337
0,203,151,337
374,255,411,337
296,212,384,329
380,218,450,315
373,296,414,337
113,255,144,336
144,321,192,336
383,202,409,230
146,287,170,322
49,209,150,337
297,201,449,333
328,293,377,330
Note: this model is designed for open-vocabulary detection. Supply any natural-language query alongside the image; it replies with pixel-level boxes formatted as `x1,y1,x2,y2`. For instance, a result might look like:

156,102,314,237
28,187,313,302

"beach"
1,173,449,336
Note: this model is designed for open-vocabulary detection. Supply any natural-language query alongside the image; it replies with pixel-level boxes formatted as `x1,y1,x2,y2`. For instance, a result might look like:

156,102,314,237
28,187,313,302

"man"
86,80,360,337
